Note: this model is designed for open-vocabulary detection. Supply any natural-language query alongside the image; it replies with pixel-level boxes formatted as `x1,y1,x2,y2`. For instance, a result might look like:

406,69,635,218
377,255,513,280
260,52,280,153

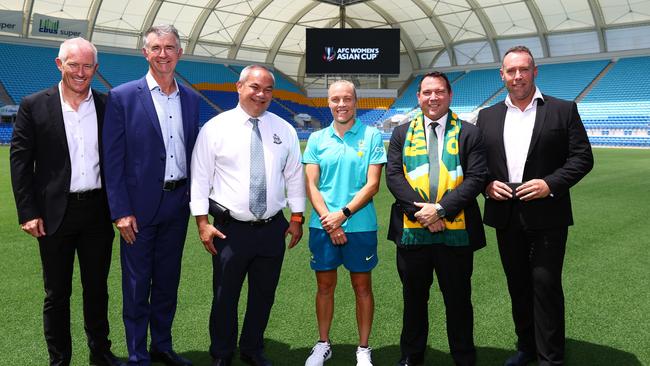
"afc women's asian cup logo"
323,47,336,62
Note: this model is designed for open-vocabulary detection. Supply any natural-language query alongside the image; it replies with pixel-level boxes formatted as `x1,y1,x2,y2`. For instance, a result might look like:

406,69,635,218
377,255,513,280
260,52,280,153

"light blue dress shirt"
146,73,186,181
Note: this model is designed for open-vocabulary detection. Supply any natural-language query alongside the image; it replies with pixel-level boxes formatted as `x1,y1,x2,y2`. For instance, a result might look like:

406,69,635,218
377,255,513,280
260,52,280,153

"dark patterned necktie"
428,122,439,202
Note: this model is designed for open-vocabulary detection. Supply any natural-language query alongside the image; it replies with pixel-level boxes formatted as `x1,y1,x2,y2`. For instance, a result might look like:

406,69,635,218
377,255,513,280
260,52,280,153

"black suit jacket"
10,85,108,235
386,119,487,251
476,95,594,230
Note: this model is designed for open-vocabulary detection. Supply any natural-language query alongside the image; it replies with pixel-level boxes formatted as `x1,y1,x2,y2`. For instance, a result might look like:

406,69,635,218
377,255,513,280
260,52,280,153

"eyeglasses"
147,45,178,55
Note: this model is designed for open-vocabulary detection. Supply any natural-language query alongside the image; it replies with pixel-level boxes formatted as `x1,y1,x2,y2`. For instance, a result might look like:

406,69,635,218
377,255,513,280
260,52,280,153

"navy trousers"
121,188,189,366
209,215,288,359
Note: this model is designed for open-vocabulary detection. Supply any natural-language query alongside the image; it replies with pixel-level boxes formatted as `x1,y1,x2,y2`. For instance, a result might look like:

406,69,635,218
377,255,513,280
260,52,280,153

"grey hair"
143,24,181,49
239,65,275,85
328,79,357,100
58,37,98,64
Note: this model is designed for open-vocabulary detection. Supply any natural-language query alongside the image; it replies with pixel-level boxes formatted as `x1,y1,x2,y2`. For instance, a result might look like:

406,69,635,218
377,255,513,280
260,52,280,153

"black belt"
163,178,187,191
232,211,282,226
69,189,102,200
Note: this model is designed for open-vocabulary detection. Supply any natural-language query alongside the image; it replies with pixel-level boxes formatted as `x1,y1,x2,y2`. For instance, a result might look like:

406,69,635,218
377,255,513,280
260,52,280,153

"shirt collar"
423,112,448,130
146,72,179,96
505,86,544,111
58,81,93,111
236,104,267,125
328,118,361,137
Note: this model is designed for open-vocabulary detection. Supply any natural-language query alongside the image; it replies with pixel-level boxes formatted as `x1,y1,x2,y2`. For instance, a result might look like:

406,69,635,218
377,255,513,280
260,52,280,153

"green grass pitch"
0,145,648,365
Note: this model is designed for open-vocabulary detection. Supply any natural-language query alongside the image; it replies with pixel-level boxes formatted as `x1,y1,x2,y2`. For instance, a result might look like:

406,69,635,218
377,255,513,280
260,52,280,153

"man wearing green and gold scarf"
386,72,488,366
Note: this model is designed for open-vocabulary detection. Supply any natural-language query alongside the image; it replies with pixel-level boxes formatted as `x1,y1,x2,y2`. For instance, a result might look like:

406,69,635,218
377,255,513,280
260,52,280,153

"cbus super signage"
306,28,400,75
31,13,88,39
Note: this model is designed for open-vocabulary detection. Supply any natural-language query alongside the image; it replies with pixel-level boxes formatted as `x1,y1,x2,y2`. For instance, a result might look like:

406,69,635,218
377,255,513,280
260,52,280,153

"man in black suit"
10,38,123,366
386,72,487,366
476,46,594,366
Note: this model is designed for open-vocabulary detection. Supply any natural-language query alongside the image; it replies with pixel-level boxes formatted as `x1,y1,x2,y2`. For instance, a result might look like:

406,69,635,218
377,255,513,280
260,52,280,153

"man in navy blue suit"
102,24,199,366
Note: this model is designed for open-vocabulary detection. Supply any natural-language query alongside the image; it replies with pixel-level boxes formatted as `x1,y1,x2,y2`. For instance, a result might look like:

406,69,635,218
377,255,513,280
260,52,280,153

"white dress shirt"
58,82,101,193
190,105,306,221
146,72,186,181
424,112,447,159
503,87,544,183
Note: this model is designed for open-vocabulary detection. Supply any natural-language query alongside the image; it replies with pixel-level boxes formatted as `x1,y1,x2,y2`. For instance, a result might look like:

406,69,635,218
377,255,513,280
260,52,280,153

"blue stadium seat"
0,42,107,103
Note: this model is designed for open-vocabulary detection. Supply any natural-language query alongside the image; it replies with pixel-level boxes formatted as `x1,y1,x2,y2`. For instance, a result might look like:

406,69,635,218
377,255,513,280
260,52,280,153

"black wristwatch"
342,206,352,218
434,203,446,218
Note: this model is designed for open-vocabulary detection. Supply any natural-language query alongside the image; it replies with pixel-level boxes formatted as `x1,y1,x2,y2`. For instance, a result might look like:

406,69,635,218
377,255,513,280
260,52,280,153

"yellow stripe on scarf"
400,110,469,246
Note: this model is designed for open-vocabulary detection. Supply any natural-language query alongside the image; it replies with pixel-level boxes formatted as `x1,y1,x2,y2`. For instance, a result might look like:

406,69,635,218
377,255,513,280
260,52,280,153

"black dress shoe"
212,358,232,366
150,350,193,366
396,354,424,366
240,352,272,366
89,350,126,366
504,351,536,366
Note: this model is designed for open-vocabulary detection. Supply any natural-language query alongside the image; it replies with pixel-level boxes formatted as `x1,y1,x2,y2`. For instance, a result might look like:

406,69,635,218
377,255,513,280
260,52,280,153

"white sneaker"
356,346,373,366
305,341,332,366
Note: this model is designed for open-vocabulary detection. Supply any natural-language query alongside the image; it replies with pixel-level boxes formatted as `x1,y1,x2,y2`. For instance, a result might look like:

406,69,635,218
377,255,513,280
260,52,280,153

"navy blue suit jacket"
102,77,200,226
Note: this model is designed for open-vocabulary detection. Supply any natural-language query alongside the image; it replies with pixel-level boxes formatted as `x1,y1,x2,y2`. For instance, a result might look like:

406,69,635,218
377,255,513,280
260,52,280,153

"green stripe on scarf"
401,110,469,246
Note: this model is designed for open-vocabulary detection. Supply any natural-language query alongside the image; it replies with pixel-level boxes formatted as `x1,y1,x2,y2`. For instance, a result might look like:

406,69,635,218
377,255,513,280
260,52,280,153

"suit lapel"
494,102,508,167
46,85,70,155
178,82,193,157
136,77,164,143
93,90,105,129
93,90,106,185
526,96,547,158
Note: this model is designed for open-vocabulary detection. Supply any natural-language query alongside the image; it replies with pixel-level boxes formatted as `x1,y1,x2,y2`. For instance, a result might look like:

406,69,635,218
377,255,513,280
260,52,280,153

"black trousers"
396,244,476,366
37,194,115,366
209,215,288,359
497,204,568,366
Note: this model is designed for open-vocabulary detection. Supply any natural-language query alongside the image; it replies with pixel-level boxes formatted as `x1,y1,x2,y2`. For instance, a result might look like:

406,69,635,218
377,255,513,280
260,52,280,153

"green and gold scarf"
401,110,469,246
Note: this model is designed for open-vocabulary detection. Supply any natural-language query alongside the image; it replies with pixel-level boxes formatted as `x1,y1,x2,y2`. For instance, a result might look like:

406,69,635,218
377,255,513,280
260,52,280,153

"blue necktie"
249,118,267,219
428,122,439,203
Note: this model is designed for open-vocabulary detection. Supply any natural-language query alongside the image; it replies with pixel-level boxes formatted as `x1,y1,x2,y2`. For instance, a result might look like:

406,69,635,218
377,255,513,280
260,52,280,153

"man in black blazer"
386,72,487,366
10,38,123,366
476,46,594,366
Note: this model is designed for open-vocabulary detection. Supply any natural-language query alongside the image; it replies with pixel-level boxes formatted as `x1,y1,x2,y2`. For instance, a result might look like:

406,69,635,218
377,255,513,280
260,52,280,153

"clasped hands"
486,179,550,201
413,202,445,233
320,211,347,245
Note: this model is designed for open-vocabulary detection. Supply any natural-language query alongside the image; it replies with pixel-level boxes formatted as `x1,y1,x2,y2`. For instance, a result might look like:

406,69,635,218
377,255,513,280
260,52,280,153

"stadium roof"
2,0,650,83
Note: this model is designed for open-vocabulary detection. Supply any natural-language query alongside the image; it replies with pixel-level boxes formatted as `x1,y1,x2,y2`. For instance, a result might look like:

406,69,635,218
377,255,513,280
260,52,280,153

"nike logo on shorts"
365,255,374,261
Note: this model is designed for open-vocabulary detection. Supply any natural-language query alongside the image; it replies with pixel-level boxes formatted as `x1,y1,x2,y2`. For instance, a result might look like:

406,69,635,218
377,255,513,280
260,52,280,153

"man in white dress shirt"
10,37,123,366
477,46,593,366
190,64,305,366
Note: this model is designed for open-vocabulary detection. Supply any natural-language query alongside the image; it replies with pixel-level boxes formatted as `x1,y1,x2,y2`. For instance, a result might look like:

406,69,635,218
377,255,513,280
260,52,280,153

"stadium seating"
579,57,650,140
490,59,610,104
450,69,503,114
588,135,650,147
97,52,148,88
175,60,238,84
0,43,107,102
0,124,13,144
1,41,648,148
